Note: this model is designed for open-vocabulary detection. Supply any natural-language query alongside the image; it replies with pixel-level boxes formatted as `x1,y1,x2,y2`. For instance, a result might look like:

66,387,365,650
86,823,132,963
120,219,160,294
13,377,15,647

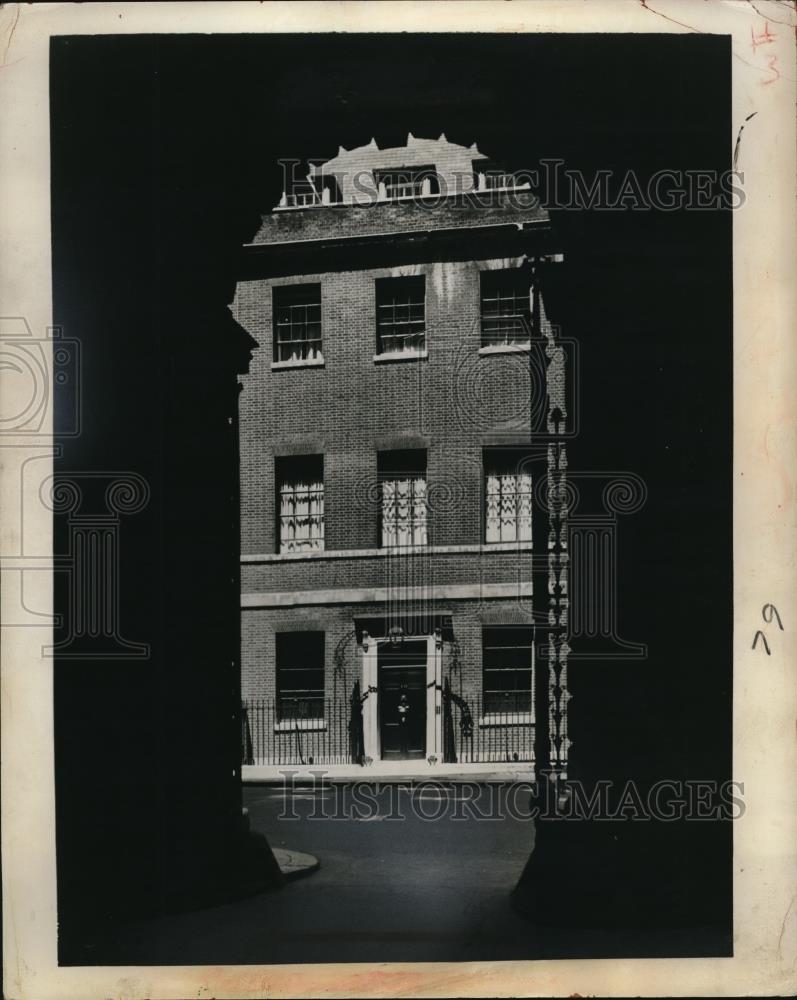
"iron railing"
474,171,532,192
242,698,355,767
242,687,535,767
442,681,535,764
278,190,341,209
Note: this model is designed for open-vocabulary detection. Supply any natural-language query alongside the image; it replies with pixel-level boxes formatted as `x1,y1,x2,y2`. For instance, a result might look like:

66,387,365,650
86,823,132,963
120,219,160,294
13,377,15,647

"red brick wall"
234,258,550,557
241,599,536,765
241,548,534,595
241,598,535,711
235,201,555,742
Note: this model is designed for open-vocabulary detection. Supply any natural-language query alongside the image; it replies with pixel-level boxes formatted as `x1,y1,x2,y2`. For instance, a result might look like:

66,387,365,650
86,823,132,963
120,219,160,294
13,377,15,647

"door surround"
361,634,442,763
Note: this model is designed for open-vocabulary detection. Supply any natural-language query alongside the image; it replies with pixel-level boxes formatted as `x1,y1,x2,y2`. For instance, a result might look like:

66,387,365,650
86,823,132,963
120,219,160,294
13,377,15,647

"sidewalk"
243,760,536,784
271,846,319,880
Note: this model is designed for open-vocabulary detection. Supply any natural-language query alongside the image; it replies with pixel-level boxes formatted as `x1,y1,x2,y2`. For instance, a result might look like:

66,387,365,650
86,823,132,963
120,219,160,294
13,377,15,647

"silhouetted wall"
51,32,732,961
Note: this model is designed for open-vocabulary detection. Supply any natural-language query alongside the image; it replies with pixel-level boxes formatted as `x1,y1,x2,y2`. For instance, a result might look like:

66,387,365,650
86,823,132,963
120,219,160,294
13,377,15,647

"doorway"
377,640,427,760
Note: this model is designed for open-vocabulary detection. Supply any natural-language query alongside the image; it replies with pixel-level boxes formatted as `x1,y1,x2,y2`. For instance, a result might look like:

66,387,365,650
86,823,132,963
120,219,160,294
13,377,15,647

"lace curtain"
381,477,428,547
280,480,325,552
485,471,532,543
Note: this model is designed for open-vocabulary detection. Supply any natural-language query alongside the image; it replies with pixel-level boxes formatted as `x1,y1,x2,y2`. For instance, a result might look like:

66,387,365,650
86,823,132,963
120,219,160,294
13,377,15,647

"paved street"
87,781,544,965
80,780,724,965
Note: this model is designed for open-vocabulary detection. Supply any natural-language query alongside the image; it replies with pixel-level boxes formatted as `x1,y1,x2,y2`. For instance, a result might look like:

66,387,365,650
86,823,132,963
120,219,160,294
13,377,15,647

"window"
480,268,533,347
482,627,534,714
472,159,527,192
276,632,325,720
373,164,439,200
273,284,322,363
276,454,324,553
378,449,428,548
484,451,532,543
280,173,342,209
375,276,426,356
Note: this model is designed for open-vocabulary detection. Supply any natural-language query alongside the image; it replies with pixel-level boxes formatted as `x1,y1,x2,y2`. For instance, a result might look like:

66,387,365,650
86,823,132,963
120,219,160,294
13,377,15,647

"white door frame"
361,634,442,763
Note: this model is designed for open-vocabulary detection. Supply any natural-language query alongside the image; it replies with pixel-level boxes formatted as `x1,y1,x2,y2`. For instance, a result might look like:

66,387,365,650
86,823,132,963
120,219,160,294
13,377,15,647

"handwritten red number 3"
762,55,780,86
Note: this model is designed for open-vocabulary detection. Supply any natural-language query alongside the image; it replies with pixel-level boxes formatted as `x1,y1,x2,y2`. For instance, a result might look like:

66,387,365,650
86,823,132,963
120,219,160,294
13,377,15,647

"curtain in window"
480,269,533,346
280,480,324,552
273,286,322,363
485,471,532,543
381,477,427,547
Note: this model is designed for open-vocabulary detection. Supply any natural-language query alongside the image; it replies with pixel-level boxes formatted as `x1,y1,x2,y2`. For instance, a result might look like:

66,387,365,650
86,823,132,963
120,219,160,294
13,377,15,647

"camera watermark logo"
0,317,81,436
1,316,150,658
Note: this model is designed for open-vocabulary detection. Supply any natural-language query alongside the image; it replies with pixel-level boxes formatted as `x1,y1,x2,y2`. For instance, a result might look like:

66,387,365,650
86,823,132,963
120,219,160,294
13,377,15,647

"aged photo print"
1,3,795,998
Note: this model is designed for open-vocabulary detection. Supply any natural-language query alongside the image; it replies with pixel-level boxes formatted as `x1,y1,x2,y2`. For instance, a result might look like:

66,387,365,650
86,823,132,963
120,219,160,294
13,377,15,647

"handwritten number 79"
752,604,784,655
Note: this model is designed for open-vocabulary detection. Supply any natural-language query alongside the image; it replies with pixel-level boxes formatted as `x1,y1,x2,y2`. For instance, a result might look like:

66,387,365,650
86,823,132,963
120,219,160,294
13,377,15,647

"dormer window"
272,135,510,209
473,159,529,193
279,173,342,209
373,165,440,200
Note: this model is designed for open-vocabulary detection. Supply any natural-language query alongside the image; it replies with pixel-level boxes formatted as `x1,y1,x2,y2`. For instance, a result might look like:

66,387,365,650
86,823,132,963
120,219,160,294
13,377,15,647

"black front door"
378,641,426,760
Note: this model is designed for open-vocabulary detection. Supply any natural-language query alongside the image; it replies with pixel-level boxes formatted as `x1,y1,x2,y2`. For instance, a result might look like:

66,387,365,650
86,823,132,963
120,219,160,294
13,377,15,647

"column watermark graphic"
0,317,151,660
41,472,151,659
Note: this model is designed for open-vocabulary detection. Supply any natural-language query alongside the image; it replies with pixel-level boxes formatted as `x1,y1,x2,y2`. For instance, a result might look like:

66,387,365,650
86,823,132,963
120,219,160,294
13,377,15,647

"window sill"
373,349,428,363
478,343,531,356
481,541,533,551
479,713,535,728
271,357,325,370
242,541,532,564
273,719,327,732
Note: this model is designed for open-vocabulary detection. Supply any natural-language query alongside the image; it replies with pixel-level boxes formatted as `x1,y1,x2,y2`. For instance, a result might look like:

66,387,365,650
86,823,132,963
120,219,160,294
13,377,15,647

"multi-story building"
233,133,569,776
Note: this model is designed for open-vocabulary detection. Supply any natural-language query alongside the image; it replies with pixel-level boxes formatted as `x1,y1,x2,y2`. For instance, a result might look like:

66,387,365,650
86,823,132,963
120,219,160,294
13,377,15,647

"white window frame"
485,458,532,544
275,631,326,721
375,275,426,358
480,268,533,348
482,627,535,717
277,456,325,554
273,283,323,364
378,450,428,549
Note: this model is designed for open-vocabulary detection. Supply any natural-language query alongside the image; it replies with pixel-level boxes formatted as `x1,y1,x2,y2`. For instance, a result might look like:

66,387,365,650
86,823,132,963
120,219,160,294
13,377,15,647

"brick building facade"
232,134,569,775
